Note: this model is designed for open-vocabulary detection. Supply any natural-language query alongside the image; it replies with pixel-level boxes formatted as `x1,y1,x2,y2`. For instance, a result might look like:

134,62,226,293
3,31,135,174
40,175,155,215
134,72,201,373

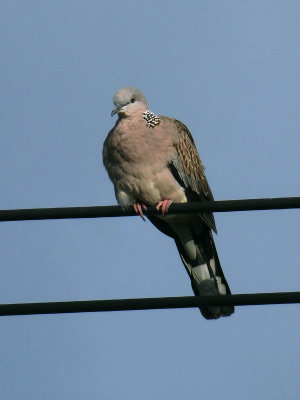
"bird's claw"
156,199,173,216
132,203,147,220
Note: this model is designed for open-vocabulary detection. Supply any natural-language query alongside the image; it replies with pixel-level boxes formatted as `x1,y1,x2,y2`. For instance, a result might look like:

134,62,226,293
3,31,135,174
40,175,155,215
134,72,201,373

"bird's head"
111,87,148,117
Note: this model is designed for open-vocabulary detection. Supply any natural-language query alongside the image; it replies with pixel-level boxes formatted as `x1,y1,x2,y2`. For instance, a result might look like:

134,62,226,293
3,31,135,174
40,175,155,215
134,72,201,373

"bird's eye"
130,97,136,103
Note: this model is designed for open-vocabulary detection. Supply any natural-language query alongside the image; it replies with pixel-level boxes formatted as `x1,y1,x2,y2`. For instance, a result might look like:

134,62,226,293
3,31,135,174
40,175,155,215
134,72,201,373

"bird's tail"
174,230,234,319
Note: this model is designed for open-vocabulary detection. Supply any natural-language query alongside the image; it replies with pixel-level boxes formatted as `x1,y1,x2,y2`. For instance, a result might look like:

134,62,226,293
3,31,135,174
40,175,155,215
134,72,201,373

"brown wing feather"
173,119,211,198
171,119,217,233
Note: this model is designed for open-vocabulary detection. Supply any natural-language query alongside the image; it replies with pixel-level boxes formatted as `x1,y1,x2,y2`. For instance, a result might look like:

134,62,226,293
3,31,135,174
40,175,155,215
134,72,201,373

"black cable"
0,196,300,222
1,198,299,318
1,291,300,316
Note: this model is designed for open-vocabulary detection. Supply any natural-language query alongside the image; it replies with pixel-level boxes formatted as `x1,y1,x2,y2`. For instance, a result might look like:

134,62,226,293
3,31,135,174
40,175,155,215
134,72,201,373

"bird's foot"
156,199,173,216
132,203,147,220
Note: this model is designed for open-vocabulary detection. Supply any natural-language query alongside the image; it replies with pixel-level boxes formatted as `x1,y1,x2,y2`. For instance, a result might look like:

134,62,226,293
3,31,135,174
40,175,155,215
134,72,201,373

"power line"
1,197,299,318
1,291,300,316
0,196,300,222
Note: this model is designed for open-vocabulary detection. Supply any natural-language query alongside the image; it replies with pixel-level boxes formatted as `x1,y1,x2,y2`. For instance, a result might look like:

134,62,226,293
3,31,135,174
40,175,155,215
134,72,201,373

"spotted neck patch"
143,110,160,128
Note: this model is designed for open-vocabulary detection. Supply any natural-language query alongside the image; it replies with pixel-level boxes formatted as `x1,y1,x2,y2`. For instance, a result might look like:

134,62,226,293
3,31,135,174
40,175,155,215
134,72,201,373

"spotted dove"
103,87,234,319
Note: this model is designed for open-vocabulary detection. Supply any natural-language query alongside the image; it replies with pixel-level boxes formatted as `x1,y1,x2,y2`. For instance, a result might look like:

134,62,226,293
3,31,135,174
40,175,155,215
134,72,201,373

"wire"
1,197,299,318
1,291,300,316
0,196,300,222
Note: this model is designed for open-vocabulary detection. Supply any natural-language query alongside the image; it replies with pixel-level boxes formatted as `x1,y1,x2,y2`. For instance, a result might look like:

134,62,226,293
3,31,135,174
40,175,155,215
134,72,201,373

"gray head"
111,87,148,117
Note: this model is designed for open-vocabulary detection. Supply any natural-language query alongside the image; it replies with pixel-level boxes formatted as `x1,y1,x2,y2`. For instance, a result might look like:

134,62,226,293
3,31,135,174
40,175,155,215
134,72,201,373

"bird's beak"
111,106,121,116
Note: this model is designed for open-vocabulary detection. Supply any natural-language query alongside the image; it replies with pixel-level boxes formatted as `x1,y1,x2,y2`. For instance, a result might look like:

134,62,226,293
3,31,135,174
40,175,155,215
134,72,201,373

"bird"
103,87,234,319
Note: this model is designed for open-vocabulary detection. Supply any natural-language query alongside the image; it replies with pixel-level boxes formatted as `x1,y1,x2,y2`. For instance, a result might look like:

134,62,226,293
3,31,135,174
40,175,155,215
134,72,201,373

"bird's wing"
168,118,217,233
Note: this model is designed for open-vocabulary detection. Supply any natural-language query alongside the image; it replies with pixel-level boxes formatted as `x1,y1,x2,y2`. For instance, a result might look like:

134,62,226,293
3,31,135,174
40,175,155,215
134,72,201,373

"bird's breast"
103,117,185,205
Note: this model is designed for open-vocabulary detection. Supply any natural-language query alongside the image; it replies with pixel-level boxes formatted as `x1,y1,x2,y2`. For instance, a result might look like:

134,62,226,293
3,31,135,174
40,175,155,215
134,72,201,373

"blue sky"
1,1,300,399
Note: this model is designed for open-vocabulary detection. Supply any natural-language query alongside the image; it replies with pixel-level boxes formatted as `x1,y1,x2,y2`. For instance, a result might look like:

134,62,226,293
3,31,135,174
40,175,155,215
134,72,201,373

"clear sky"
1,1,300,399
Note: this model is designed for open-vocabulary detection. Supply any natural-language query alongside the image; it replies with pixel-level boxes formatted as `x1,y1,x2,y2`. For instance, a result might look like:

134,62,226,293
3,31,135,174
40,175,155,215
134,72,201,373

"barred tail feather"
174,231,234,319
